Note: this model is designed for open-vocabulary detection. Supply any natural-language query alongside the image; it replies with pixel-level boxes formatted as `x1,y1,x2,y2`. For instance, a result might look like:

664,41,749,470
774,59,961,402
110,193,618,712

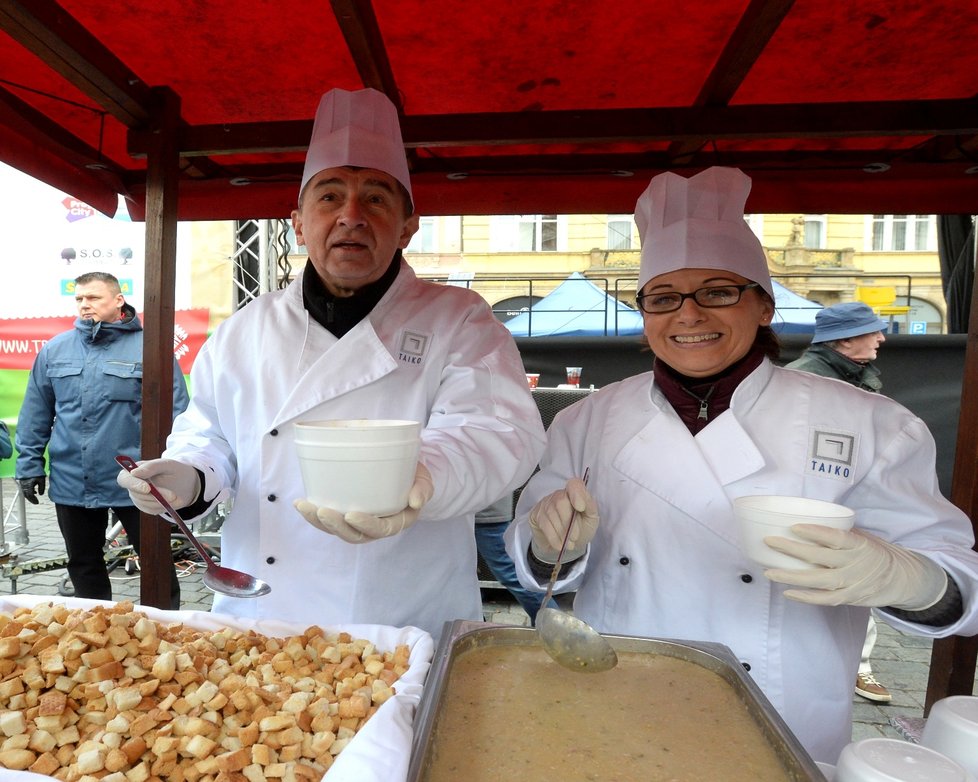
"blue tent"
504,273,823,337
504,273,644,337
771,281,822,334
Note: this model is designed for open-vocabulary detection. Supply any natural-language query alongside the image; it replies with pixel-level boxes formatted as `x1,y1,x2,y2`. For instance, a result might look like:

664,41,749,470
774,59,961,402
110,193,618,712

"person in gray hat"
786,302,887,393
786,301,891,702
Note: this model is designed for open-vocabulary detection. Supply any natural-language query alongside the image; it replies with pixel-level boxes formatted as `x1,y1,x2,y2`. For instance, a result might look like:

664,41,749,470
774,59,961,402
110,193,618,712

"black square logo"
399,330,428,358
812,430,855,466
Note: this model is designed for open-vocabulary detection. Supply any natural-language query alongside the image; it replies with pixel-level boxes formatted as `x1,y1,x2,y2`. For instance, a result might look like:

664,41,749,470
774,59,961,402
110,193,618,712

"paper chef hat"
300,88,413,206
635,167,772,299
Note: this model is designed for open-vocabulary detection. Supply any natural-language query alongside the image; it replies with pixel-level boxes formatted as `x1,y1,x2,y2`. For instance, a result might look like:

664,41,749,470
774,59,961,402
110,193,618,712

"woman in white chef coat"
507,167,978,764
117,88,546,641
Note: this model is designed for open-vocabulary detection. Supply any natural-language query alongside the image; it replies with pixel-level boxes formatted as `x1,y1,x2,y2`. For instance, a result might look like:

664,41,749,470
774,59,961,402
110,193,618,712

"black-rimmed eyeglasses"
636,283,760,314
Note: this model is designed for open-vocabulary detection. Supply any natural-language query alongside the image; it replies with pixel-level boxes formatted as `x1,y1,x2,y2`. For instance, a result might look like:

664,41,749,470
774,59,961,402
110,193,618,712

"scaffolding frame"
231,218,295,307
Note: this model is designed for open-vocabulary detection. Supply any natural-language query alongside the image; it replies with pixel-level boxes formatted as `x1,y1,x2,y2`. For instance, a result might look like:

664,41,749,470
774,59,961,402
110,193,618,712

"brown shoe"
855,672,892,702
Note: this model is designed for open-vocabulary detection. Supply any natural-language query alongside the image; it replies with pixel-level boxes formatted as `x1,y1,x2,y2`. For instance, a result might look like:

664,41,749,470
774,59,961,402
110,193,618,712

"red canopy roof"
2,0,978,218
3,0,978,709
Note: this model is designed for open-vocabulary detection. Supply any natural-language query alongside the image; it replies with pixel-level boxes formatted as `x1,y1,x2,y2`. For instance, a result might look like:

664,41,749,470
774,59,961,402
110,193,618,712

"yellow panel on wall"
855,286,897,306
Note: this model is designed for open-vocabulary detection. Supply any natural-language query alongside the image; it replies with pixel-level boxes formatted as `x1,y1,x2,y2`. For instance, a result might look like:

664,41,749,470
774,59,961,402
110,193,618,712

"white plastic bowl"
294,419,421,516
817,761,837,781
294,419,420,444
835,738,970,782
733,495,855,570
921,696,978,775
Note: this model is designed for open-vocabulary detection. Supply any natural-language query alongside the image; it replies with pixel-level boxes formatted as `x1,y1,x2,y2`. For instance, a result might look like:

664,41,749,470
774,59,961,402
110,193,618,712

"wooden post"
138,86,181,610
925,223,978,712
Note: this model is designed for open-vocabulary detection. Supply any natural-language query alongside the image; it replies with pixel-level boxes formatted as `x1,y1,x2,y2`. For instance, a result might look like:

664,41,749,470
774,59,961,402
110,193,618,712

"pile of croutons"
0,601,410,781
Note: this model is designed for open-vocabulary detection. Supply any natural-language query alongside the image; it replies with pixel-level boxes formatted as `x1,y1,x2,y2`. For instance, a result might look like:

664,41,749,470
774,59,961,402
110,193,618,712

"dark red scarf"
653,344,766,434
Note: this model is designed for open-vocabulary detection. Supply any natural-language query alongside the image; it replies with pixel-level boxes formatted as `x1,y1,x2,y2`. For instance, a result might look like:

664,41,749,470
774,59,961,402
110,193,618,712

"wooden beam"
0,85,115,168
669,0,797,162
123,148,963,194
926,223,978,712
0,0,153,126
330,0,401,105
693,0,797,104
905,94,978,164
402,100,978,147
127,98,978,158
908,134,978,164
139,86,181,610
406,149,902,174
129,120,311,158
328,0,423,172
2,0,224,183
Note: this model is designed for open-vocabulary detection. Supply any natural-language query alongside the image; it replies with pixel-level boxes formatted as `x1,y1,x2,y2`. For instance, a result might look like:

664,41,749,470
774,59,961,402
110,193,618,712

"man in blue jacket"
15,271,189,606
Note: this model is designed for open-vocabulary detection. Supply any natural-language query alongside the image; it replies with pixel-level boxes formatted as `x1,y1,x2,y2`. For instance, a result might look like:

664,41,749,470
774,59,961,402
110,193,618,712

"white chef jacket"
165,261,546,640
508,358,978,764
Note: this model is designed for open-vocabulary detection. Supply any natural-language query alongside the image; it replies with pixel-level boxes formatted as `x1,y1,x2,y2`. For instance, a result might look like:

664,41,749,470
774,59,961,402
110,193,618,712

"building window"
607,215,633,250
804,215,826,249
870,215,936,251
490,215,565,252
406,217,437,253
744,214,764,243
519,215,558,251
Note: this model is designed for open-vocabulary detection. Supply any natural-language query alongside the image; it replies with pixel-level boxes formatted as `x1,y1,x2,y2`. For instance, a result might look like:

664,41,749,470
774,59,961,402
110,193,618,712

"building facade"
213,212,948,335
399,212,946,334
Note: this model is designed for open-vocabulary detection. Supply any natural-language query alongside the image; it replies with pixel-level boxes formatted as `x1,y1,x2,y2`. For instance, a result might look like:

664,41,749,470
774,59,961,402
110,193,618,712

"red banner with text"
0,309,209,374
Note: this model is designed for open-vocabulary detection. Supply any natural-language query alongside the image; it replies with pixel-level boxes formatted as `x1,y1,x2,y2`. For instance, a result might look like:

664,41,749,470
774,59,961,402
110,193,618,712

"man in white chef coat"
118,88,547,640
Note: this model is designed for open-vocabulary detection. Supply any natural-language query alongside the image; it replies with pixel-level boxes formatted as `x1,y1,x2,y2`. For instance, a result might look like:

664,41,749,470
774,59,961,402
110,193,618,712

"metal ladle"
115,455,271,598
535,469,618,673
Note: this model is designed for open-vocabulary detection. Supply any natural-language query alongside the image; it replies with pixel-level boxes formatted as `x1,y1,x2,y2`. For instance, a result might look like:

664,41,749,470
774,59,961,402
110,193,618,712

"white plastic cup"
920,696,978,775
836,738,970,782
565,366,582,386
294,419,421,516
733,495,855,570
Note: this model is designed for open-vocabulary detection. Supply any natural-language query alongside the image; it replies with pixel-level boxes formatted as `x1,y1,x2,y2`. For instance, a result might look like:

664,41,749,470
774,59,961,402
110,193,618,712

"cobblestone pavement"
2,477,973,748
0,478,216,612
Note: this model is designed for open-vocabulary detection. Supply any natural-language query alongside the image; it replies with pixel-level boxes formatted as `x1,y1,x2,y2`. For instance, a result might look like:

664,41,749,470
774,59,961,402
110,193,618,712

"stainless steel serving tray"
407,620,826,782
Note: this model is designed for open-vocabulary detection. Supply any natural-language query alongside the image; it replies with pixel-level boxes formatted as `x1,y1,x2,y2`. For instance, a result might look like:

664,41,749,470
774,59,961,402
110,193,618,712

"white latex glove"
763,524,948,610
528,477,599,564
293,502,370,544
116,458,201,516
294,463,434,544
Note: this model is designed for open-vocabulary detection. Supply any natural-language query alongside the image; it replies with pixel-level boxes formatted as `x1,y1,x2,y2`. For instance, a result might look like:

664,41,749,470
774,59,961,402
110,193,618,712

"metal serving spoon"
535,468,618,673
116,455,271,598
